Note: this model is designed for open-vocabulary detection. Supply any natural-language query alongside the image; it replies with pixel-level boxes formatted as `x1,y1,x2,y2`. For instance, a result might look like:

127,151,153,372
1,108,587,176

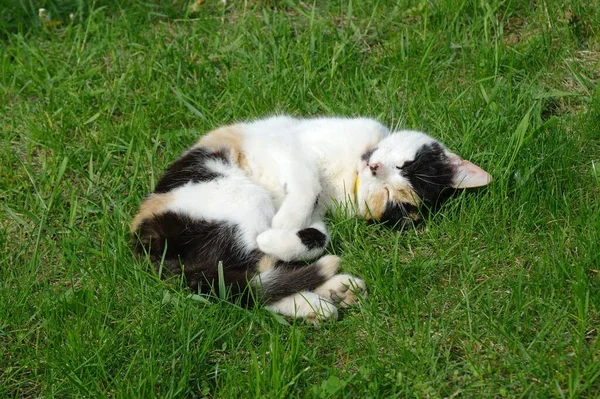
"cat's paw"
314,255,341,278
313,274,366,308
257,229,325,262
266,291,338,324
256,229,301,262
301,295,339,324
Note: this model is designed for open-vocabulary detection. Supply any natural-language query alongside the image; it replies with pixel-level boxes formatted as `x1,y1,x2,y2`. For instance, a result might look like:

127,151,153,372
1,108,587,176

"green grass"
1,0,599,397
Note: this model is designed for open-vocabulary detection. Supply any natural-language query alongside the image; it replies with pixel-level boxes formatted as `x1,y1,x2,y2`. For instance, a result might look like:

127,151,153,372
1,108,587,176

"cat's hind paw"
313,274,366,308
303,296,338,325
266,291,338,324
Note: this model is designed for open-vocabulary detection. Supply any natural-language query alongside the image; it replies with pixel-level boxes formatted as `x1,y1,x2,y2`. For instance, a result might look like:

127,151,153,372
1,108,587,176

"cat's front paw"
313,274,367,308
257,229,300,262
257,228,325,262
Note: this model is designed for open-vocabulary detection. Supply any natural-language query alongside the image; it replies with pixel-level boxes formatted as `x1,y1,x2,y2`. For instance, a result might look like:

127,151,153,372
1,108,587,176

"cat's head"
356,130,491,227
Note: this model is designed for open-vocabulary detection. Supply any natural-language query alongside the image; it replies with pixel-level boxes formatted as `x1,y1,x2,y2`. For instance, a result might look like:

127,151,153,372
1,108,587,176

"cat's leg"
256,214,329,262
312,274,367,308
253,255,340,322
271,161,322,230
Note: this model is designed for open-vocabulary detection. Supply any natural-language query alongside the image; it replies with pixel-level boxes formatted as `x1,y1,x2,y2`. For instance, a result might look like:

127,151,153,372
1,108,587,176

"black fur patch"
361,147,377,163
154,148,229,194
134,211,260,296
297,228,327,250
399,142,454,207
134,212,334,306
259,262,330,303
380,201,420,228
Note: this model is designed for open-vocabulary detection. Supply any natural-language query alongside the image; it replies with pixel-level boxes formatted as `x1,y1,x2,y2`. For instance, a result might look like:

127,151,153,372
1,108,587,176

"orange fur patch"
365,186,421,221
390,187,420,207
193,124,247,168
364,189,388,220
390,187,422,221
130,192,174,232
256,255,277,273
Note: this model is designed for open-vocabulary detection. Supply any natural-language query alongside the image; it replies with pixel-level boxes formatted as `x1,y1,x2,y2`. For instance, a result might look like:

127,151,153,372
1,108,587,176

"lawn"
1,0,599,397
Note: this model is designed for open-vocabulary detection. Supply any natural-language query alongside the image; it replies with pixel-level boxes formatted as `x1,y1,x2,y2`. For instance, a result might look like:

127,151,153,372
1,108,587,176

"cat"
131,115,491,322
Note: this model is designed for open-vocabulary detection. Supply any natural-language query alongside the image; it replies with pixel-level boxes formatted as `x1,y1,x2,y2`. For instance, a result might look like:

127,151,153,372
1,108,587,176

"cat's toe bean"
313,274,366,308
335,284,349,293
329,290,343,302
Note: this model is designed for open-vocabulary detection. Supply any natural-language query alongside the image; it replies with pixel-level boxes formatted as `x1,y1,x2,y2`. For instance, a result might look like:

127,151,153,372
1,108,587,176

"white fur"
240,116,389,223
257,216,329,261
163,116,490,321
257,229,319,262
265,291,338,323
174,115,389,263
169,116,490,267
355,130,437,216
164,163,274,251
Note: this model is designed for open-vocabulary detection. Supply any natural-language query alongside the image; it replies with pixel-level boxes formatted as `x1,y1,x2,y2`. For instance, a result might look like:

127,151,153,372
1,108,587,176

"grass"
1,0,599,397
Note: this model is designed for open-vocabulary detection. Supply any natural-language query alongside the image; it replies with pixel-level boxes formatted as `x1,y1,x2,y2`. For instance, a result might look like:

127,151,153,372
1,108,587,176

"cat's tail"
251,255,340,304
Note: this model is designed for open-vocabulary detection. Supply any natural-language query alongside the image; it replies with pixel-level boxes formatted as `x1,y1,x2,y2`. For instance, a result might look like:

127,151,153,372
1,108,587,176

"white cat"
131,115,490,322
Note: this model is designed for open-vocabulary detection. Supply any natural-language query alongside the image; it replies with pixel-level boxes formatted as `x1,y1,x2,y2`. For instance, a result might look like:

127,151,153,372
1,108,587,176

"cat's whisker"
412,173,454,187
412,175,441,186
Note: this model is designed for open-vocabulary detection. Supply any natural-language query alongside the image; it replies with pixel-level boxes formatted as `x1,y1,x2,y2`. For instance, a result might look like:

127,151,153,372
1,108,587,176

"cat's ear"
447,153,492,189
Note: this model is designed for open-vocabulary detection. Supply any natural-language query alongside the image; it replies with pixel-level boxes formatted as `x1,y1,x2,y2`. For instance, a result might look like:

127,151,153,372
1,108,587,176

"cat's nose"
369,162,382,175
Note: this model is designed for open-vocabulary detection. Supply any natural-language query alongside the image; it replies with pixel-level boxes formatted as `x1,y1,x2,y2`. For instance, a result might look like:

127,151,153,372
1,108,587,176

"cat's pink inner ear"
448,154,492,189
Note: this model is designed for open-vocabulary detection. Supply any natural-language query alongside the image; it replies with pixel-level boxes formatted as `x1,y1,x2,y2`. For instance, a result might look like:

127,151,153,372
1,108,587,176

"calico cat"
131,116,490,322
